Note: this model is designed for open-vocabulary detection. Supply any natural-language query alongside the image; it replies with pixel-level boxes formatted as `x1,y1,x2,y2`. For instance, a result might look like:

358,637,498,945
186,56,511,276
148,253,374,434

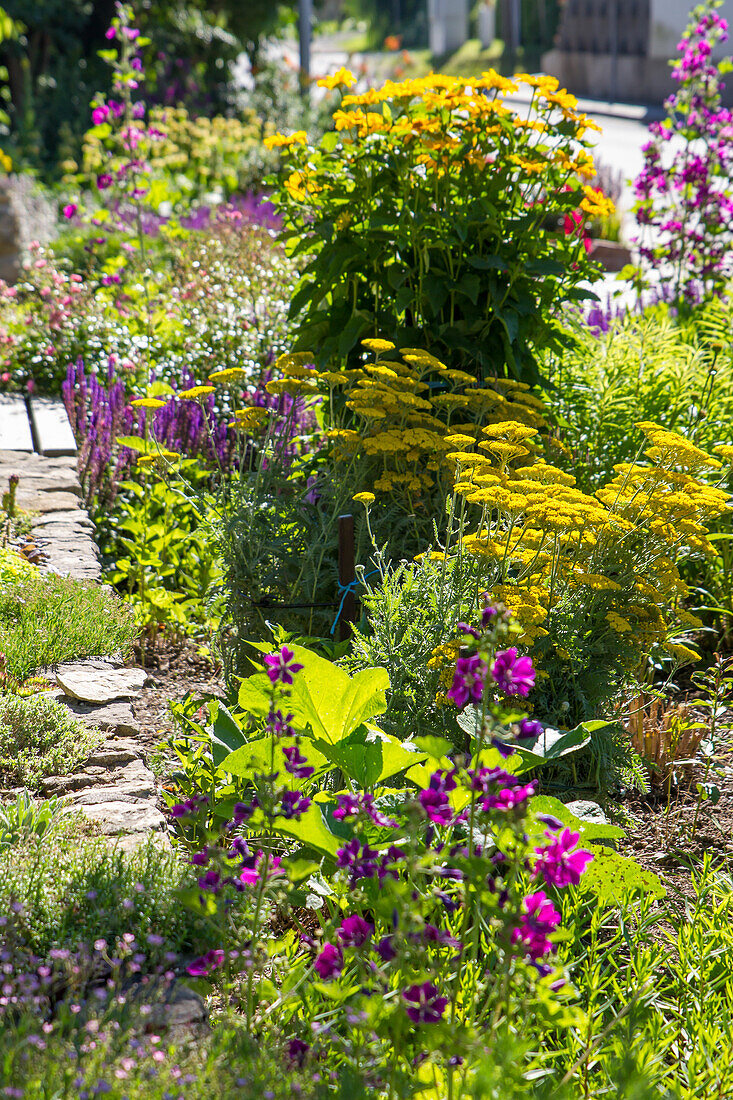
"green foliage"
0,789,59,851
543,302,733,492
0,566,137,681
0,814,211,957
0,693,101,789
100,465,223,644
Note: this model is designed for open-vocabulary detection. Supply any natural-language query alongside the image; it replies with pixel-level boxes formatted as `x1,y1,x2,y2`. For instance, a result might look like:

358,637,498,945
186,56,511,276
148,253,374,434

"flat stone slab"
28,396,76,457
10,472,81,495
16,488,80,513
55,660,147,704
63,698,140,737
32,509,93,529
0,451,77,472
0,394,33,452
75,799,166,835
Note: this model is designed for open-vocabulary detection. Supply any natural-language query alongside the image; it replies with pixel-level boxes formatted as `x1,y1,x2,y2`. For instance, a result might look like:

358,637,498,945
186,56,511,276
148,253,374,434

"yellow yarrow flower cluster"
440,418,730,671
269,337,547,504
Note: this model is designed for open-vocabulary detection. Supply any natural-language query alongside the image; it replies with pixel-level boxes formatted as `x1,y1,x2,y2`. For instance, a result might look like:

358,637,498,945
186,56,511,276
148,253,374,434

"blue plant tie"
330,570,378,635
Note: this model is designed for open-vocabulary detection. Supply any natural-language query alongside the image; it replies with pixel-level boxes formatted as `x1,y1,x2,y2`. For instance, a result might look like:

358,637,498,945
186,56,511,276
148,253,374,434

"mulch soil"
131,637,225,755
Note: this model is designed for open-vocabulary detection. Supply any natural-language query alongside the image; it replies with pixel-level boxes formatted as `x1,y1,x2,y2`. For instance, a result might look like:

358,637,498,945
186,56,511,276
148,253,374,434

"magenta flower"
239,852,282,886
533,828,594,888
447,653,488,709
104,26,116,39
282,743,314,779
482,780,535,812
286,1038,310,1067
186,948,225,977
96,174,113,191
518,718,543,740
263,645,304,685
333,793,361,820
491,648,535,697
337,915,372,947
418,787,453,826
314,943,343,980
92,106,109,125
402,981,449,1024
62,203,77,219
511,891,561,960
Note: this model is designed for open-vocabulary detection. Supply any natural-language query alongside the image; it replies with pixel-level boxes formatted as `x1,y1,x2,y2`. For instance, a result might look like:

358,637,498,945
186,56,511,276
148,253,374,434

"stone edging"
1,448,167,848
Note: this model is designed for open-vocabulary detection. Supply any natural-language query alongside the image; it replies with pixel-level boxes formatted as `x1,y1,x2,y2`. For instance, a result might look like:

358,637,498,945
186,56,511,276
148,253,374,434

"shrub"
0,568,137,681
0,694,100,789
271,69,610,381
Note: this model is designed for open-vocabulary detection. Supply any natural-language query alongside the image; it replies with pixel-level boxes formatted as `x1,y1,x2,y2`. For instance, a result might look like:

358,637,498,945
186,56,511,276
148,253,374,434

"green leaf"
529,795,625,844
273,804,339,857
312,727,425,787
116,435,150,454
237,672,275,717
514,723,593,770
287,646,389,745
207,701,246,768
580,844,665,903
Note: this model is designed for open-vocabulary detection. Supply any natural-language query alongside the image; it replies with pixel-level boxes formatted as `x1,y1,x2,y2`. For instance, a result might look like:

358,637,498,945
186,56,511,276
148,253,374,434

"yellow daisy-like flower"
714,444,733,462
178,385,215,400
317,67,357,91
353,492,376,506
263,130,308,150
131,397,167,409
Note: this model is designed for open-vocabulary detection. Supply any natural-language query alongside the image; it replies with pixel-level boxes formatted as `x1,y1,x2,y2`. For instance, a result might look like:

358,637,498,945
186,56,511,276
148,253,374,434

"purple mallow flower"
491,648,535,697
263,645,304,686
337,915,372,947
447,653,487,709
186,948,225,977
314,943,342,980
533,828,594,888
402,981,449,1024
282,744,314,779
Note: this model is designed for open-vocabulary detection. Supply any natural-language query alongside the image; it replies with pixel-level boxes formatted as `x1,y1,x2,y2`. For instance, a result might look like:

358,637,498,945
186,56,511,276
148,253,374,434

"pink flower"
96,174,113,190
511,891,561,960
186,948,225,977
92,106,109,125
263,645,304,685
104,26,116,40
314,943,342,980
491,648,535,697
239,852,282,886
62,203,77,219
533,828,594,888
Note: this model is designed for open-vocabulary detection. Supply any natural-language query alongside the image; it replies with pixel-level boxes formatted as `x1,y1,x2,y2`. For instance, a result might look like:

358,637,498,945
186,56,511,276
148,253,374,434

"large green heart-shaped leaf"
287,646,389,745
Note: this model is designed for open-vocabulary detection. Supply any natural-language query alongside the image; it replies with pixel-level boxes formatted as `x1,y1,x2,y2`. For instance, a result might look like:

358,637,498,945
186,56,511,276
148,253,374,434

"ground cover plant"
0,557,137,683
0,694,101,790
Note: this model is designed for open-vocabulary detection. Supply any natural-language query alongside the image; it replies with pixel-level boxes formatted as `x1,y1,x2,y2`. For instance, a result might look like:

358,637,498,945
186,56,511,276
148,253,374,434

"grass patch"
0,693,101,789
401,37,505,80
0,566,138,681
